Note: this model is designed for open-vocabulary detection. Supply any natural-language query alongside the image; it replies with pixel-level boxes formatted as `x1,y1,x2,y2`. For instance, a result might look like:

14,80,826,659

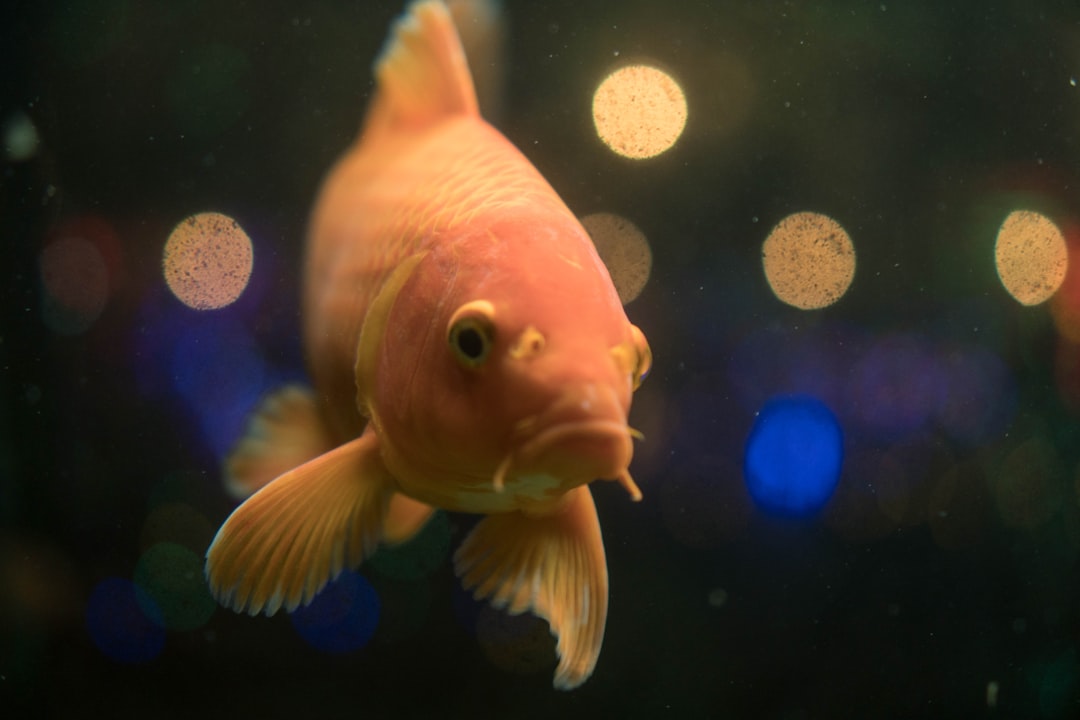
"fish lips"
512,417,635,486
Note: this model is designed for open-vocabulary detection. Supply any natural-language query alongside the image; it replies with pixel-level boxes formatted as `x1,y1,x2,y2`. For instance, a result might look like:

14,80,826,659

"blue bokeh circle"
290,570,381,654
744,395,844,517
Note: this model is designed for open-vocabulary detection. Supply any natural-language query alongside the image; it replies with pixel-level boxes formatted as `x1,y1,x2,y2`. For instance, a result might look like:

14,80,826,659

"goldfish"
204,0,651,690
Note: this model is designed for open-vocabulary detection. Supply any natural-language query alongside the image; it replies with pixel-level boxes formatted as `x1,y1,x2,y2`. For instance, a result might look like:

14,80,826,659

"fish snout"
512,383,635,487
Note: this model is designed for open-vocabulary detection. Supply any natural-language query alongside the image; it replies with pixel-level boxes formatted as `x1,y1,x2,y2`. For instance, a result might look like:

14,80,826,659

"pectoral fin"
453,485,608,690
206,429,393,616
224,385,335,499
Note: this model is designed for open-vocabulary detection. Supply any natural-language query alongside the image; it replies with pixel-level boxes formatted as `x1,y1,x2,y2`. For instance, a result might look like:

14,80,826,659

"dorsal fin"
363,0,479,139
447,0,506,121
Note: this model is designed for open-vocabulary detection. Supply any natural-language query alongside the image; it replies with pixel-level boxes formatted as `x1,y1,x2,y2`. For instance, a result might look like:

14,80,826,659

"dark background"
5,0,1080,717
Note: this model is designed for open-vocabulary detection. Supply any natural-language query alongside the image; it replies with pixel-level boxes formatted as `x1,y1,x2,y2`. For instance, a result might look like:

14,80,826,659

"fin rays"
206,433,393,616
225,385,333,499
453,485,608,690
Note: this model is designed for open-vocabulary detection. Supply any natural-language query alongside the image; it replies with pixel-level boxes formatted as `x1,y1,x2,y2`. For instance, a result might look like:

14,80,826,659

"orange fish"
205,0,651,690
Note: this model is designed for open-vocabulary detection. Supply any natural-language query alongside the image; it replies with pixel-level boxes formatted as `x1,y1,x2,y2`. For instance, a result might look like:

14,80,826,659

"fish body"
206,0,651,690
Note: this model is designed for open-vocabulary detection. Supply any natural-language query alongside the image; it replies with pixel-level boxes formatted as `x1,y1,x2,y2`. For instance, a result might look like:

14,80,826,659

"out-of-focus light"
927,461,991,550
592,65,687,159
1050,221,1080,342
169,315,269,462
993,436,1063,530
995,210,1068,306
163,212,253,311
48,215,125,293
1,535,80,628
134,542,215,632
85,577,165,664
139,502,215,555
369,575,432,644
1033,648,1080,718
131,285,287,465
475,605,554,678
580,212,652,304
707,588,728,609
744,395,843,517
39,236,109,335
3,112,39,161
823,450,902,542
290,570,380,654
369,511,450,581
846,333,946,441
934,345,1015,446
1054,341,1080,414
728,323,851,416
762,212,856,310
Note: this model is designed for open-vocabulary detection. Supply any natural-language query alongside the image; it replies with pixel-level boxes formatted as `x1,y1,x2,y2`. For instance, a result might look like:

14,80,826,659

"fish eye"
630,324,651,390
447,300,497,368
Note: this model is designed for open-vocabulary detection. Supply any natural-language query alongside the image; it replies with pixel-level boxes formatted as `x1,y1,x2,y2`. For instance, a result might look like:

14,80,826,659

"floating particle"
580,212,652,304
592,65,687,159
744,395,843,517
995,210,1068,306
762,212,856,310
163,212,253,310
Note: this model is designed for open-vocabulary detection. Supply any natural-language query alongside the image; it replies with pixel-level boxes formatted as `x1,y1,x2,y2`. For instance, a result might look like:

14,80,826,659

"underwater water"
6,0,1080,716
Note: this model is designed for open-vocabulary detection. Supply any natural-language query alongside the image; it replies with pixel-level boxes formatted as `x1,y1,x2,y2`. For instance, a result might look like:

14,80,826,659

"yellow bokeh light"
994,210,1068,306
163,212,253,310
761,212,856,310
592,65,687,159
580,212,652,304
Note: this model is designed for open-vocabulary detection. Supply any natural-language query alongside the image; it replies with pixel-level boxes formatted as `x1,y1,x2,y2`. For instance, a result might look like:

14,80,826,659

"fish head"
360,216,651,510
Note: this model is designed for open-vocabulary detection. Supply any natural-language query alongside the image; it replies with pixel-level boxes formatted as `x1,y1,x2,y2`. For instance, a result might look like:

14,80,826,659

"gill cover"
355,252,428,415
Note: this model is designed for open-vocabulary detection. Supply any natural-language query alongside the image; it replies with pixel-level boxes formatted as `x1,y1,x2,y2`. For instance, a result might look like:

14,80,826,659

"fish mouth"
493,408,643,502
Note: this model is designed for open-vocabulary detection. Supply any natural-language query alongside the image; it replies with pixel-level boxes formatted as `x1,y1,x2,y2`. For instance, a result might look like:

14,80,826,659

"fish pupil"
457,326,485,360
